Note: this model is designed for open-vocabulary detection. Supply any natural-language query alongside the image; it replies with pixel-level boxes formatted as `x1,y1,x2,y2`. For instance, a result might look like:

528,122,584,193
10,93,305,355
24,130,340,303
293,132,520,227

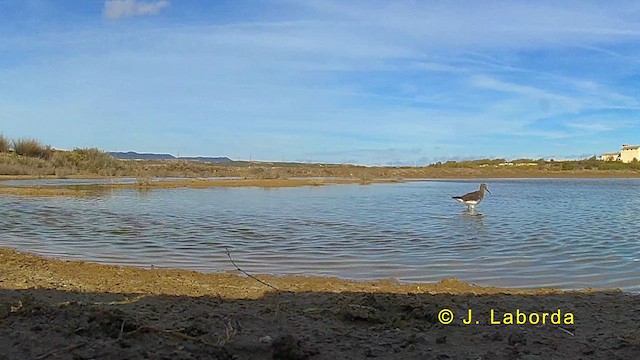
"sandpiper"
452,183,491,210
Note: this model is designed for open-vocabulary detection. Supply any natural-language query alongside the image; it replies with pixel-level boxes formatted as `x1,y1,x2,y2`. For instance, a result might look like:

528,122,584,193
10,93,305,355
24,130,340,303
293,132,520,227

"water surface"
2,179,639,291
0,176,242,187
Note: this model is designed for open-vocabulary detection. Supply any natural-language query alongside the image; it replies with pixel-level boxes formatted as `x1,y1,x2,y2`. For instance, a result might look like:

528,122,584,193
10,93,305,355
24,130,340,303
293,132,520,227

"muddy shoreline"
0,178,398,196
1,248,639,359
2,172,640,197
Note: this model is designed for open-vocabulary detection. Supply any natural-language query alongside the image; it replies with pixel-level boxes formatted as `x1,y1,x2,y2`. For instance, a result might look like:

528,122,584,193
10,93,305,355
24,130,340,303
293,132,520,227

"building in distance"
600,144,640,163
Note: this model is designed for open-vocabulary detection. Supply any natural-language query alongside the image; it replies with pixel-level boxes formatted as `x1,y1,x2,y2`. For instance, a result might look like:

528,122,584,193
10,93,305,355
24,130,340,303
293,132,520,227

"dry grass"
0,153,56,175
1,135,640,179
12,138,53,160
0,134,10,153
2,158,640,184
52,148,126,176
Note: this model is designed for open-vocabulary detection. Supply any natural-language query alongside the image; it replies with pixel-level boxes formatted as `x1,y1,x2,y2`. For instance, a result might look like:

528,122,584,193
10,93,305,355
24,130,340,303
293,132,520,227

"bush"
0,153,55,175
0,134,9,153
53,147,123,175
249,166,281,179
12,138,53,159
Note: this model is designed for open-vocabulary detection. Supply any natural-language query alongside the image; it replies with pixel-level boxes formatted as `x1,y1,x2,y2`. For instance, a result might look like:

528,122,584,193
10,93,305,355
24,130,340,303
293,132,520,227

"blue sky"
1,0,640,165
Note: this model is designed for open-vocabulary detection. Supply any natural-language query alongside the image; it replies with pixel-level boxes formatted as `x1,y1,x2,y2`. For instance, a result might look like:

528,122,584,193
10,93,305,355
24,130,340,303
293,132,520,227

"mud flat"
1,247,639,359
0,178,403,196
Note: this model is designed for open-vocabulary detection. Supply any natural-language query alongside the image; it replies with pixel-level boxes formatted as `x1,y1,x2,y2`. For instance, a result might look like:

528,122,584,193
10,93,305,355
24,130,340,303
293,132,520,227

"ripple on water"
1,179,640,291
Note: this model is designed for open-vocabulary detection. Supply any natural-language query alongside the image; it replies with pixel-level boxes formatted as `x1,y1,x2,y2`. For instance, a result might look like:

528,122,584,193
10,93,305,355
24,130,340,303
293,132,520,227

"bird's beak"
486,188,491,194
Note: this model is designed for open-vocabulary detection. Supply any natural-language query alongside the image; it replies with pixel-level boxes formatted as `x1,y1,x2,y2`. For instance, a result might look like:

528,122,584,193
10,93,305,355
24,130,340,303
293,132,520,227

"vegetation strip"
1,134,640,183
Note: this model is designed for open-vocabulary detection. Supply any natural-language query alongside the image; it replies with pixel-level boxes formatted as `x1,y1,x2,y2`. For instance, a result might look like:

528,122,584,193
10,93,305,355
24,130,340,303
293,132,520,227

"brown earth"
1,248,639,359
0,178,399,196
0,187,91,196
112,178,399,189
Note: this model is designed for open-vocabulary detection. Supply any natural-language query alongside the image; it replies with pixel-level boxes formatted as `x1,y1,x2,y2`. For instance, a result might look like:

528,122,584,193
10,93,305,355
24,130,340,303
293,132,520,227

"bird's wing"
459,190,481,201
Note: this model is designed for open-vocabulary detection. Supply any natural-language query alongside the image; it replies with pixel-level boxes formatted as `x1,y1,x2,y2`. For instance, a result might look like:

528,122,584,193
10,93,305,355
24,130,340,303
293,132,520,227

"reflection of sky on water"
2,179,639,292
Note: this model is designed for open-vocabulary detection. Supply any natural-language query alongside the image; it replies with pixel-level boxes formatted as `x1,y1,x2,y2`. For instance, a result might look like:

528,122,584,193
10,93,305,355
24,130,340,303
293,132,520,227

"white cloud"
6,1,640,163
103,0,170,20
470,75,567,101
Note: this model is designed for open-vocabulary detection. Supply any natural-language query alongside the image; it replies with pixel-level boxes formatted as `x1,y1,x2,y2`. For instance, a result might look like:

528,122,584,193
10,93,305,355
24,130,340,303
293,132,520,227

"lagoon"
2,178,639,291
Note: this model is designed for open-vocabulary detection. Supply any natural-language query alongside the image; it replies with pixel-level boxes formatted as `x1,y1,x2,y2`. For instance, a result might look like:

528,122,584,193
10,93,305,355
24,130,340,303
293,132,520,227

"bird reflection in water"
460,208,485,235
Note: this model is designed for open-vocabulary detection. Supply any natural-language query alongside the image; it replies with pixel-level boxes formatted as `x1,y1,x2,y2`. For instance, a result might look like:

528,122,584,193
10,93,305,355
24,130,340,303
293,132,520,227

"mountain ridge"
109,151,233,163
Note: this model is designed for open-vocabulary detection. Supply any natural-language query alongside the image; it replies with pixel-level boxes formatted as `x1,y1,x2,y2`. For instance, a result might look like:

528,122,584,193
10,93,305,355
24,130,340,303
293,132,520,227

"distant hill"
109,151,233,163
109,151,175,160
179,156,233,164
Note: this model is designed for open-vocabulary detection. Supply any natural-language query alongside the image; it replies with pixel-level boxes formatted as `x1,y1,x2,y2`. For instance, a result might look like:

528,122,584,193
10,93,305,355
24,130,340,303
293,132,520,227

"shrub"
12,138,53,159
136,177,153,187
249,166,281,179
53,147,123,174
54,167,73,178
0,153,55,175
0,134,9,153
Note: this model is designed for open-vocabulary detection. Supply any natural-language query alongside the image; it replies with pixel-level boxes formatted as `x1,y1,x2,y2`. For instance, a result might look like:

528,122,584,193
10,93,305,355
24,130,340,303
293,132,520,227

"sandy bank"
0,178,403,196
1,248,639,359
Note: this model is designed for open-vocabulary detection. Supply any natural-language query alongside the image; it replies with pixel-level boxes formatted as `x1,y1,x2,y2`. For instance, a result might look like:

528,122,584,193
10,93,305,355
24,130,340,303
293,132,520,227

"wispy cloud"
103,0,169,20
566,122,614,132
3,1,640,164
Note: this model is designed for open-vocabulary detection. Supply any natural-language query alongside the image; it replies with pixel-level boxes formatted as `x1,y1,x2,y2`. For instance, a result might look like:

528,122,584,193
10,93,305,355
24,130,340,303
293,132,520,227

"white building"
620,145,640,163
600,152,620,162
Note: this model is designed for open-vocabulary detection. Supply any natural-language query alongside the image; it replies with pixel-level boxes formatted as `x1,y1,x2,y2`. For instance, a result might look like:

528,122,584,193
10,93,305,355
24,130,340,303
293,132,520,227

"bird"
452,183,491,210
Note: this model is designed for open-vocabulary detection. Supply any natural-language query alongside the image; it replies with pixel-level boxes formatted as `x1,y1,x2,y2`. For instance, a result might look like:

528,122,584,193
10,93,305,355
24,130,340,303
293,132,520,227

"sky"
1,0,640,165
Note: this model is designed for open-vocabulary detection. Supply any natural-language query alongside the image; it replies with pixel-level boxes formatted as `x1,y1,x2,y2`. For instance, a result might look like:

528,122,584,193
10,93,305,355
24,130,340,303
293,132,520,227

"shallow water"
0,176,242,187
2,179,639,291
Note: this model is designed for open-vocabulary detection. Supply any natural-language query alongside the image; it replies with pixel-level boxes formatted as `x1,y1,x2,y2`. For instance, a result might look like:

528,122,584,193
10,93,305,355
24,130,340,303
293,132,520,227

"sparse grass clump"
0,153,56,175
135,177,153,187
248,166,281,179
0,134,10,153
12,138,53,160
53,147,123,175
